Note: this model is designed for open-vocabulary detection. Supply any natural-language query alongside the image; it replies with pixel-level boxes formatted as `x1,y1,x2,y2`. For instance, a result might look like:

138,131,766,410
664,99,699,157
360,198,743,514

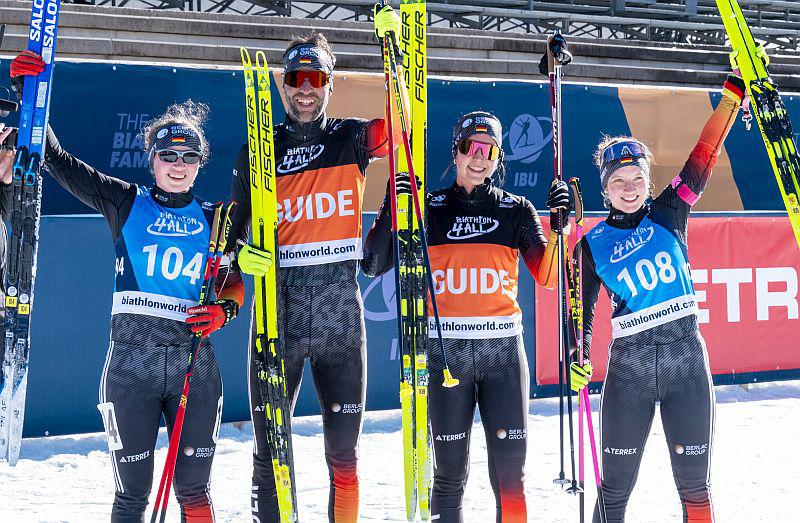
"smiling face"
605,164,649,213
152,145,200,193
454,134,500,193
283,67,330,123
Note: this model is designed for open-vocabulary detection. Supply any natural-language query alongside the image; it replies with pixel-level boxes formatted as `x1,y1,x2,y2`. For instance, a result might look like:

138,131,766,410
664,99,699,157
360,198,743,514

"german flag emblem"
475,125,488,133
299,57,313,64
172,137,186,143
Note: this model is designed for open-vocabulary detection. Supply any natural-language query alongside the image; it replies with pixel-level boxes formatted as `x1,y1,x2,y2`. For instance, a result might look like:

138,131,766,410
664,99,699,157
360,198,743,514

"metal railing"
70,0,800,50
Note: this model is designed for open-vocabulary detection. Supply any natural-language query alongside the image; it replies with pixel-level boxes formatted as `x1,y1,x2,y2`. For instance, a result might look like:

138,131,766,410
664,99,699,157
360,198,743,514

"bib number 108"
142,244,203,285
616,251,677,297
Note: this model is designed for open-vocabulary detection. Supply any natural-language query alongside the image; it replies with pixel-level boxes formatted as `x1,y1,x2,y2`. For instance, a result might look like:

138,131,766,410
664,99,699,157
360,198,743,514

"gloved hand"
237,244,274,277
570,361,593,393
392,172,421,197
722,74,746,103
186,299,239,338
547,179,571,234
11,50,45,78
9,51,46,96
373,3,401,40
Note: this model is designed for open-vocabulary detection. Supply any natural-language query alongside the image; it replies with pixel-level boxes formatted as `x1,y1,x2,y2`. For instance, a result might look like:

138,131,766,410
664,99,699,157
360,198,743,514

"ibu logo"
504,114,552,164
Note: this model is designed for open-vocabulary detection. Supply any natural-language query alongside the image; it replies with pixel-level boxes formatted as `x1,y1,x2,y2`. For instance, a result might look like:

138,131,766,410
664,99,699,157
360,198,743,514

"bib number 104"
142,244,203,285
616,251,677,297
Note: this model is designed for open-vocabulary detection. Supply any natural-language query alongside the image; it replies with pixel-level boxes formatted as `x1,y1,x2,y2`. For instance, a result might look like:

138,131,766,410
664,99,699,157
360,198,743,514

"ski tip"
442,369,459,388
240,47,251,63
256,50,269,69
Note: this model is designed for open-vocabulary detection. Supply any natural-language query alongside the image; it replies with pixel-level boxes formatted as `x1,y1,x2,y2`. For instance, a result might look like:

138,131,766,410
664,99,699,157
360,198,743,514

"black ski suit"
227,114,389,523
580,85,742,523
42,127,241,523
364,179,561,523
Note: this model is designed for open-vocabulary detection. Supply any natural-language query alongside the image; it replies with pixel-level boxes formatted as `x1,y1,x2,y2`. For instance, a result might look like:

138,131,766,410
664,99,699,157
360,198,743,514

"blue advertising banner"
1,60,795,437
1,61,794,215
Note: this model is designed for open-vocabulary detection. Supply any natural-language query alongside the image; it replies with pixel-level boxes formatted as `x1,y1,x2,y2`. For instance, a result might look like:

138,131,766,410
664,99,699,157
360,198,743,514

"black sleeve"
225,143,252,254
518,197,555,288
350,118,373,173
0,183,12,221
579,238,604,360
43,125,137,239
361,189,394,277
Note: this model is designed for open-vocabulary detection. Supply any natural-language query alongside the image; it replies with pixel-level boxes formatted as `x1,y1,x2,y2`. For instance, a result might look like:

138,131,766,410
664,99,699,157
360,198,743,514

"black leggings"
248,279,366,523
98,340,222,523
594,333,714,523
429,334,529,523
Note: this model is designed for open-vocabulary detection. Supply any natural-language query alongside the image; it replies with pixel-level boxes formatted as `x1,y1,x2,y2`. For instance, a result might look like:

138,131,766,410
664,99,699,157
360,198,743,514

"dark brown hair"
283,32,337,66
141,100,211,167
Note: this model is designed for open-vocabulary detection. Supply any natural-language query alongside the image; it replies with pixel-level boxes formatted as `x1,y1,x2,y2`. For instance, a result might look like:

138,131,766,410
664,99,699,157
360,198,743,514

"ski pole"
150,202,235,523
540,32,580,493
385,32,458,388
582,389,606,522
380,25,408,396
569,177,606,522
569,177,586,520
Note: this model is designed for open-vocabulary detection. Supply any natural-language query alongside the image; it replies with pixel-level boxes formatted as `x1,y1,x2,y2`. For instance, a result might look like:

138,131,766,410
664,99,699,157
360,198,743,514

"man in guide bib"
227,9,401,522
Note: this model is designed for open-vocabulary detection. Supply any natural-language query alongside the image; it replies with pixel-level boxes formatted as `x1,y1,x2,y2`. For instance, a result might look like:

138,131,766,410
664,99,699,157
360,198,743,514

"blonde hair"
594,135,656,209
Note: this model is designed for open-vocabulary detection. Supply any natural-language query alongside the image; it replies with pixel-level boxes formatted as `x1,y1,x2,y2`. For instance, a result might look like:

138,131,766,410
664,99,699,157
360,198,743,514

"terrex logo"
446,216,499,240
610,225,655,263
503,114,553,163
146,212,204,237
277,144,325,174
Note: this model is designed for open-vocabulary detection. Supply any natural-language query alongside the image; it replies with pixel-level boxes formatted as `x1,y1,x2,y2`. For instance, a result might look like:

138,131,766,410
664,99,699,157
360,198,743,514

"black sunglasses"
156,149,202,164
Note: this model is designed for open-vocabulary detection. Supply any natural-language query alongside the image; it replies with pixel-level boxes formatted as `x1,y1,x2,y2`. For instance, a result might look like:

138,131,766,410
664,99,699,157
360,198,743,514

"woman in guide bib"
364,110,570,522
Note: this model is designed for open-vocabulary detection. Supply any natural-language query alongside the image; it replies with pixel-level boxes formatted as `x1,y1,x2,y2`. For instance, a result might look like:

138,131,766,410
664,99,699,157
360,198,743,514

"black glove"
387,172,421,198
547,179,570,233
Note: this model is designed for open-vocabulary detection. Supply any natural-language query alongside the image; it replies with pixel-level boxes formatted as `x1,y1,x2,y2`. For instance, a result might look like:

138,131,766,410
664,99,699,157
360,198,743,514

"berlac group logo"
503,113,553,189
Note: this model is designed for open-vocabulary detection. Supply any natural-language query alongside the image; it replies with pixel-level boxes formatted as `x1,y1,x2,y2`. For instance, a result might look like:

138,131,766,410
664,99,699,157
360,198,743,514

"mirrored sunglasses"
601,140,647,164
457,139,501,160
284,70,331,89
156,149,202,164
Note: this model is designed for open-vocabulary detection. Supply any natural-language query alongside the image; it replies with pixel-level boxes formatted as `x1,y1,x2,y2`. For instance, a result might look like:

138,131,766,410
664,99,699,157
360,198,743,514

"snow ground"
1,381,797,522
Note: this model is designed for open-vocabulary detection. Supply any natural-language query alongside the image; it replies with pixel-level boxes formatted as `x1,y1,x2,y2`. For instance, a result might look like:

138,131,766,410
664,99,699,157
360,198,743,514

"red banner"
535,216,800,385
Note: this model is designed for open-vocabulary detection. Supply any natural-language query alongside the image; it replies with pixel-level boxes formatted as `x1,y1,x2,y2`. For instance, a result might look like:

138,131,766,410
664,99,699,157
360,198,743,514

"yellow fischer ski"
399,1,431,519
717,0,800,249
241,47,297,523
